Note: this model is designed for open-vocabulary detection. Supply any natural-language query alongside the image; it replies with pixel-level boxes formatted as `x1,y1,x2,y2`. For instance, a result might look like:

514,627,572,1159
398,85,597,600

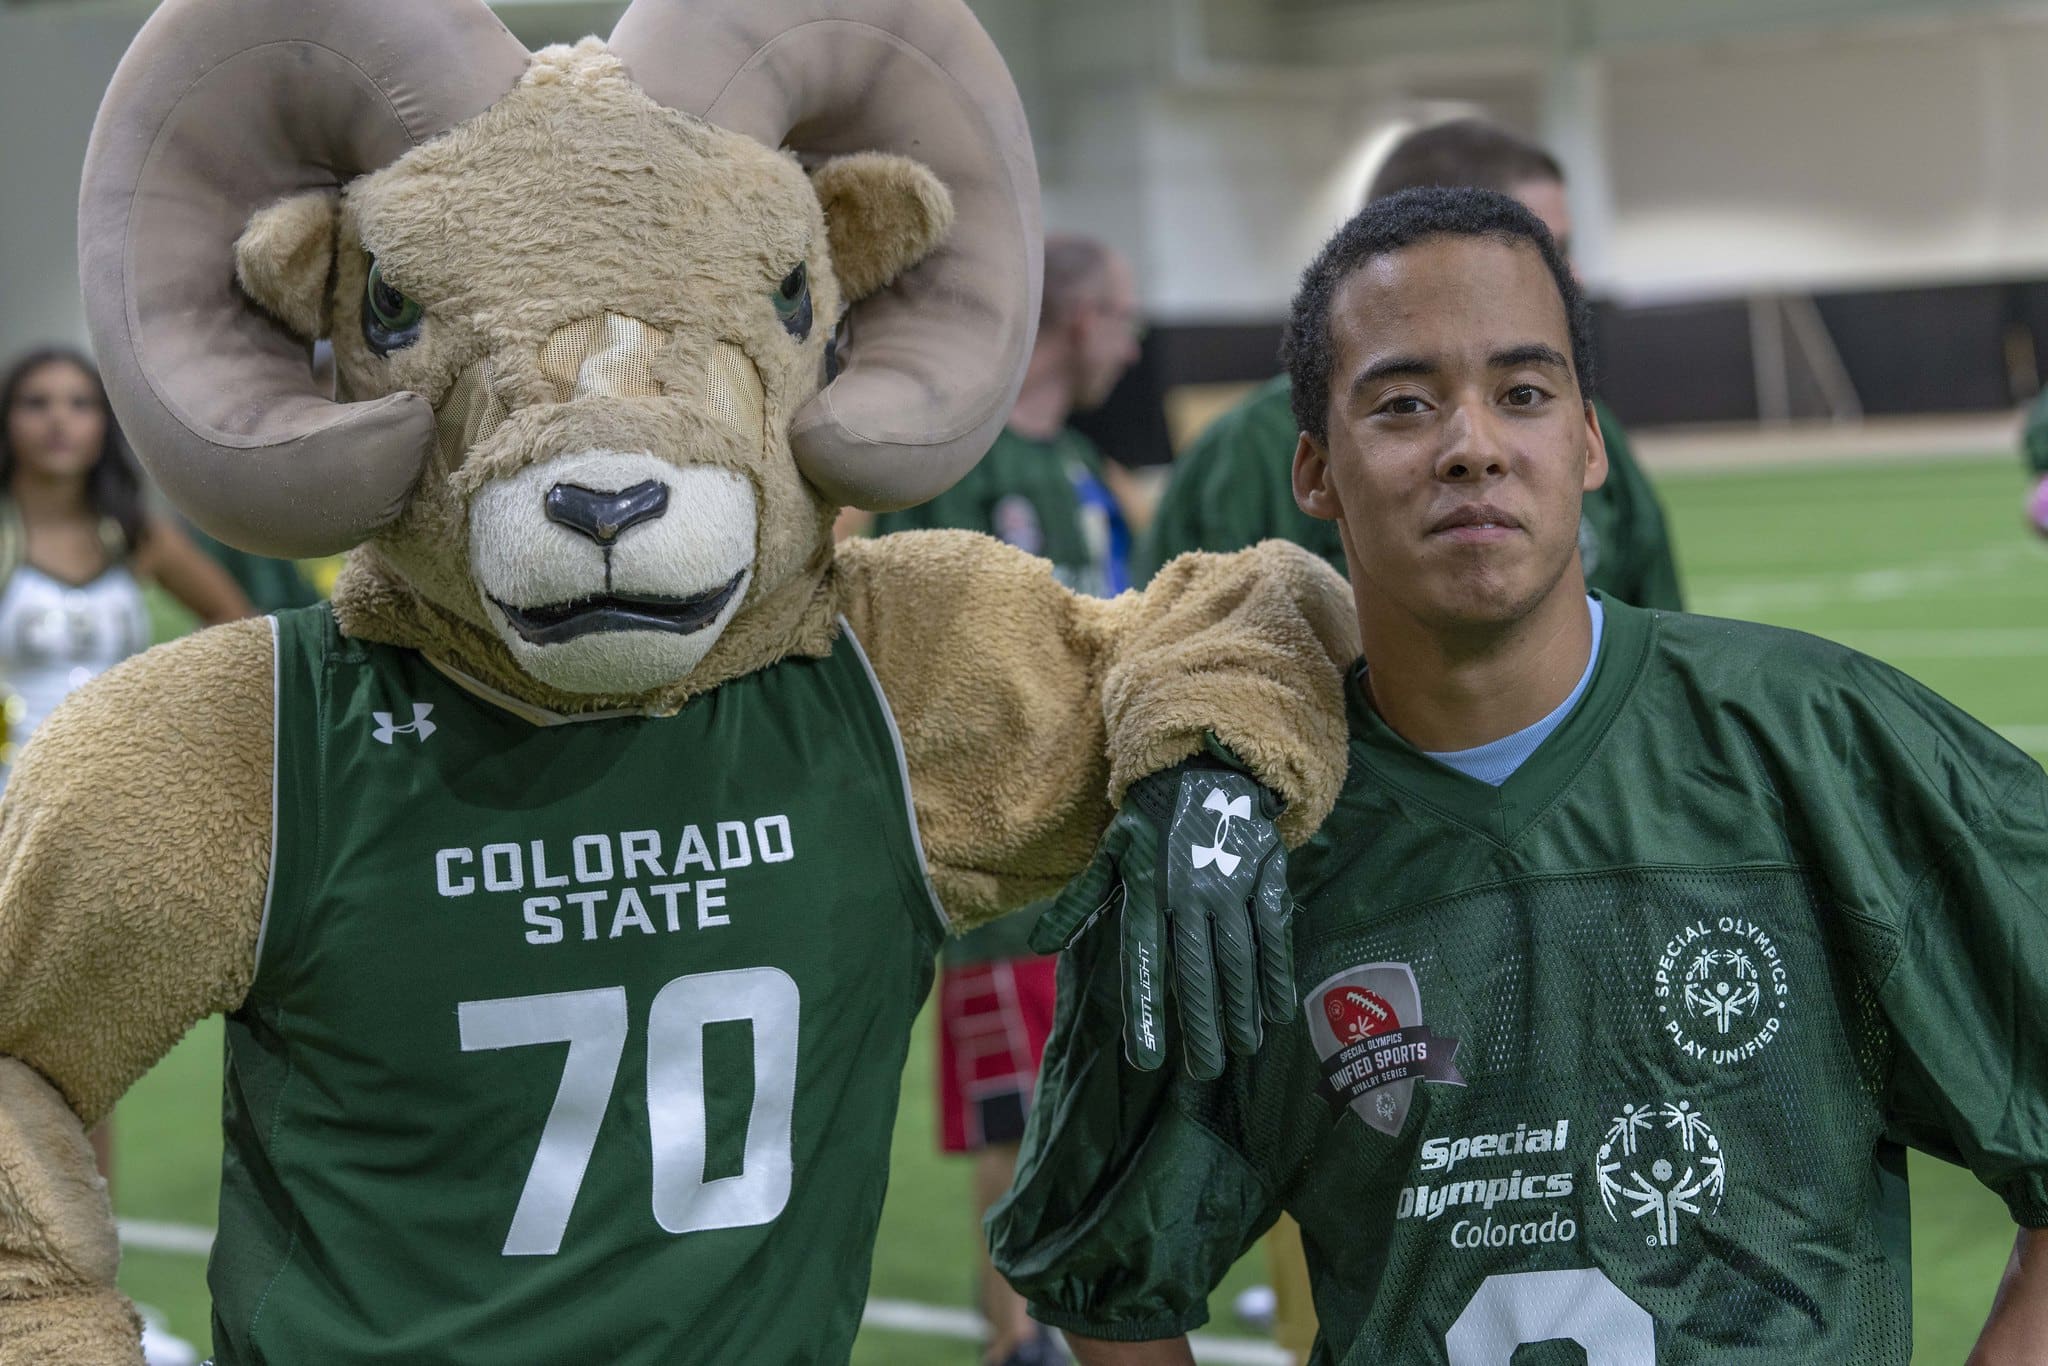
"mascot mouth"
493,571,747,646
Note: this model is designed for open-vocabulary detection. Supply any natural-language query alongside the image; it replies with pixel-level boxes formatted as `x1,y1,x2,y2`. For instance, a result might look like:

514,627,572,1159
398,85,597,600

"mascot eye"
773,263,812,341
362,256,425,356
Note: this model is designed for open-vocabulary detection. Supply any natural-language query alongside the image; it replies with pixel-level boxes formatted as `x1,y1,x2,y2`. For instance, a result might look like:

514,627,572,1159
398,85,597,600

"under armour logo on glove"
372,703,437,745
1032,743,1295,1080
1191,790,1253,876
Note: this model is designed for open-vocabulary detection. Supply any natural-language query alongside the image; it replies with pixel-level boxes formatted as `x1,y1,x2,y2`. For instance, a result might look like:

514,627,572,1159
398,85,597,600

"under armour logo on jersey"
1190,789,1252,877
372,703,437,745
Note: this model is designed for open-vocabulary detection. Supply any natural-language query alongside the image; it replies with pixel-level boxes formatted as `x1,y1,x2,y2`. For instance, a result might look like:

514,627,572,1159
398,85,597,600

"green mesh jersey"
1136,377,1685,611
992,597,2048,1363
212,608,945,1365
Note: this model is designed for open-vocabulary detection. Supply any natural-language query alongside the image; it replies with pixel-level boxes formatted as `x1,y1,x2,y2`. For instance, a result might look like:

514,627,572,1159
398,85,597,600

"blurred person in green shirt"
2022,385,2048,537
1138,120,1684,613
872,232,1145,1366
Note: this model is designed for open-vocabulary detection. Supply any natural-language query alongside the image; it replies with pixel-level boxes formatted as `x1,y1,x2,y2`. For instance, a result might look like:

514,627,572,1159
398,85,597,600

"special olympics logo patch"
1654,916,1790,1066
1595,1099,1726,1248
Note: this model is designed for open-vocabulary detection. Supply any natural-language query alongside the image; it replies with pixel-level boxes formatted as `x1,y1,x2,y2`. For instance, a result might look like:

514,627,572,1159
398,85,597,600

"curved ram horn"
609,0,1042,512
78,0,531,556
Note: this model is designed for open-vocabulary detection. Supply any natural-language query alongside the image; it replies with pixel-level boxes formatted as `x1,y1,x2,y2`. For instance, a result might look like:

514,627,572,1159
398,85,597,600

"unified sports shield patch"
1306,962,1465,1136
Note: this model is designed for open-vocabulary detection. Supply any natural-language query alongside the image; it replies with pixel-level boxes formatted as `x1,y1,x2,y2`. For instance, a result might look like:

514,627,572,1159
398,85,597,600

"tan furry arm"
1098,540,1356,845
0,1061,140,1364
838,533,1355,928
0,619,274,1362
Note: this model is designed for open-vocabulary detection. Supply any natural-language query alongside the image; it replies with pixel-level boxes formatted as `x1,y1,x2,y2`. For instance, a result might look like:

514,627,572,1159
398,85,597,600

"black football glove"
1030,740,1294,1080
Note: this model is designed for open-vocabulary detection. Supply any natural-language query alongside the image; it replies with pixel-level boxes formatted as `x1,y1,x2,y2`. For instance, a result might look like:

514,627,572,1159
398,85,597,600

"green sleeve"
1134,377,1328,587
988,926,1285,1339
872,471,990,538
1132,444,1233,587
1819,657,2048,1225
185,522,320,612
1133,422,1273,586
2023,388,2048,477
1591,406,1685,611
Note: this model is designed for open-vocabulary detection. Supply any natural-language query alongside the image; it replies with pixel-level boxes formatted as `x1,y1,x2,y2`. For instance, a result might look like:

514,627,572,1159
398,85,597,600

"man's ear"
1294,432,1342,521
234,190,339,340
1582,398,1610,494
812,152,955,303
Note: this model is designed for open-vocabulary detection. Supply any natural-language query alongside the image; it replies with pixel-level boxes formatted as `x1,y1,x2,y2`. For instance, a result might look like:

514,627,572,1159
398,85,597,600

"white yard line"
1690,544,2043,618
118,1218,215,1256
118,1221,1290,1364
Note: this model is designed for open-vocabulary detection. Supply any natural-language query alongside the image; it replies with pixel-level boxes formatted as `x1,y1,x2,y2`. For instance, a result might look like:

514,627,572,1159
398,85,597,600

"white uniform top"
0,562,149,780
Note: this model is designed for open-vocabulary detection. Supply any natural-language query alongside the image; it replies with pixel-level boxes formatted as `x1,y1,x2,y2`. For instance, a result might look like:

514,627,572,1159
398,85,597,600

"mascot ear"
234,190,339,341
812,153,955,307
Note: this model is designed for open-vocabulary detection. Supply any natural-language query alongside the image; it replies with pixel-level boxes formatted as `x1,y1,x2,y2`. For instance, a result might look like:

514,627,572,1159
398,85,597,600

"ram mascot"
0,0,1355,1361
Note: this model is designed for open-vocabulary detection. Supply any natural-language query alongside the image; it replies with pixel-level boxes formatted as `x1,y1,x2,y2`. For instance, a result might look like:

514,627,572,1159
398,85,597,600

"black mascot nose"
544,481,671,547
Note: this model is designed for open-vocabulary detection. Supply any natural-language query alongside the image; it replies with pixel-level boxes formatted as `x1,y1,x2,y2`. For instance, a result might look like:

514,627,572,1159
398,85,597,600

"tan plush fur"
840,533,1356,925
813,153,955,303
324,42,845,690
234,190,338,342
0,622,272,1364
0,1060,139,1365
0,39,1358,1359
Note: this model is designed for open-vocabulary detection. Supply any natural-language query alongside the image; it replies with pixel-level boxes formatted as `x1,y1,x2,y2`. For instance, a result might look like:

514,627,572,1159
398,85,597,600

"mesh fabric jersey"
992,597,2048,1363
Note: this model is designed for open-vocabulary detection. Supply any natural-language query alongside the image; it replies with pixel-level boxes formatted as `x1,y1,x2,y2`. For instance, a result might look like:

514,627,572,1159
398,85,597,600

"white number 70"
458,967,800,1256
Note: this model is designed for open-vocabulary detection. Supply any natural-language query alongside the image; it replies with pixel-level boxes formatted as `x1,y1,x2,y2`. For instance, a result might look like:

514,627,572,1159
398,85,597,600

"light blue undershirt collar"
1421,597,1605,787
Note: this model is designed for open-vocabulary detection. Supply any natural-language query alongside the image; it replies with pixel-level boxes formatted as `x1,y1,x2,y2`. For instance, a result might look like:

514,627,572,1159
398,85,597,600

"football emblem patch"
1306,962,1464,1136
1325,985,1400,1042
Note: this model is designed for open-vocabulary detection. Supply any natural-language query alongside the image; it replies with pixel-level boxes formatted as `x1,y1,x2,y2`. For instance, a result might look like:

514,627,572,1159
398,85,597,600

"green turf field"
116,452,2048,1362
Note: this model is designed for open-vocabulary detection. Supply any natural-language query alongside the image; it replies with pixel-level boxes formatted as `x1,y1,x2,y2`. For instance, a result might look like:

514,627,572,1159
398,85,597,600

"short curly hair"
1282,187,1593,445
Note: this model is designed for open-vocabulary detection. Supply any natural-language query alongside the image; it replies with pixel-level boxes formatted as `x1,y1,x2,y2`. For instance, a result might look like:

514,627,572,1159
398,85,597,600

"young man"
872,232,1146,1366
1137,120,1684,614
991,188,2048,1363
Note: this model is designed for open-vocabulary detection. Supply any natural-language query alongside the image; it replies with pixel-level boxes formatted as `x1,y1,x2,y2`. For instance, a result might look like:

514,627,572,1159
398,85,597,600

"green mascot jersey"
1135,376,1685,611
992,597,2048,1363
211,607,946,1365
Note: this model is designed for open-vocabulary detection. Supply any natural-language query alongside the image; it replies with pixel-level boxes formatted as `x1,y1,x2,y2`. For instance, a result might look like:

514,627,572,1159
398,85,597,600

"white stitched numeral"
1446,1268,1656,1363
458,987,629,1256
460,970,800,1256
648,967,799,1233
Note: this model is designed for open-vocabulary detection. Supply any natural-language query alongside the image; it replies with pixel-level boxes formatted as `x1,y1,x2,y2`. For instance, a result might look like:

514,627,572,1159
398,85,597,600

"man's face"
1294,234,1607,635
1069,251,1143,410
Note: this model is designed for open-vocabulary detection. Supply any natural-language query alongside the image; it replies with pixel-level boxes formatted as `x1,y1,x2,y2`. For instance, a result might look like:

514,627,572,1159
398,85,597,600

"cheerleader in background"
0,347,251,778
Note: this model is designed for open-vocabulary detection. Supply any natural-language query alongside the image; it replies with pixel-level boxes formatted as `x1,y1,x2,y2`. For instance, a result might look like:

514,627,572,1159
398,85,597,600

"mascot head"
79,0,1039,701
